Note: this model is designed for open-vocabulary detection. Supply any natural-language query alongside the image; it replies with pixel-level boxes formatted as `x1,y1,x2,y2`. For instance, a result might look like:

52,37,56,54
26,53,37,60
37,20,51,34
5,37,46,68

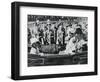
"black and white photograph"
11,2,97,80
28,15,88,66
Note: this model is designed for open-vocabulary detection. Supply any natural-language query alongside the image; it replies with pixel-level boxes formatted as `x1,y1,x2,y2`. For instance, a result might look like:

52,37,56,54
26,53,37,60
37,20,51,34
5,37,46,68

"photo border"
11,1,98,80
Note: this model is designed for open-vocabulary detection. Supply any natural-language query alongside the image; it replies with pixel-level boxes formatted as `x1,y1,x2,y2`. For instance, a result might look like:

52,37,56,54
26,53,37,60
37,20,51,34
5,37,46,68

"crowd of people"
28,16,88,56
